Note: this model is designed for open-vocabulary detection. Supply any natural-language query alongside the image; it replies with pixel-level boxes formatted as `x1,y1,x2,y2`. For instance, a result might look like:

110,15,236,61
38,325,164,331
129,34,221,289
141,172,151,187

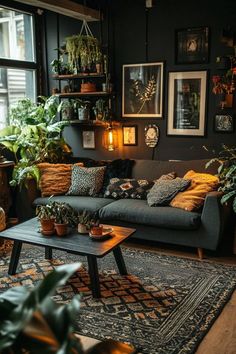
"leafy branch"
133,76,157,113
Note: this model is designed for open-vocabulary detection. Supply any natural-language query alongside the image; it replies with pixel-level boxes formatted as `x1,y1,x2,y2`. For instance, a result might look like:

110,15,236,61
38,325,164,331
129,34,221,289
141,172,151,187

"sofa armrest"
201,191,231,249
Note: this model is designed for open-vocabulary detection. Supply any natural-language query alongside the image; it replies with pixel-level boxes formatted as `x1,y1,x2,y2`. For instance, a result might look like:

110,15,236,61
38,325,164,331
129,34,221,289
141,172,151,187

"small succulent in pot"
51,201,78,236
77,210,93,234
36,203,55,235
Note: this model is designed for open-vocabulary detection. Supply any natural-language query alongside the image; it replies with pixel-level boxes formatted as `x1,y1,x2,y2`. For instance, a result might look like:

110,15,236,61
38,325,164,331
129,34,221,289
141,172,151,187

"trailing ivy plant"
0,263,83,353
0,96,72,188
206,144,236,212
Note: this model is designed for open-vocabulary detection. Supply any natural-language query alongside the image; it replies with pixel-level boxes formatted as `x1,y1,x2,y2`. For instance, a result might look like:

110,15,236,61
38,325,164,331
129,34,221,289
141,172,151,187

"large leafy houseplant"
0,96,71,188
206,144,236,212
0,262,83,353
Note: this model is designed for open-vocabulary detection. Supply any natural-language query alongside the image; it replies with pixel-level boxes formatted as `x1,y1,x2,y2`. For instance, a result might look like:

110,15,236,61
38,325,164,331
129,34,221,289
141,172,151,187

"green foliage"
206,144,236,213
51,201,78,226
0,263,83,354
78,210,93,226
0,97,72,188
36,202,56,220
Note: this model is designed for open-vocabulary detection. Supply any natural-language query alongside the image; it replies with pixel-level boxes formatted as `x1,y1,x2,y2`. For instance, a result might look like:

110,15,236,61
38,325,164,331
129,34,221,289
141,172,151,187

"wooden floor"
124,240,236,354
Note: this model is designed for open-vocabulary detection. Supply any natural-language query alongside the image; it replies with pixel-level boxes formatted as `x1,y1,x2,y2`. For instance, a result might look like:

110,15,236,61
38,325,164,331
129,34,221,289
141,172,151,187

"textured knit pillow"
147,178,191,206
154,172,177,182
170,170,219,211
66,165,106,196
104,178,154,199
38,163,83,197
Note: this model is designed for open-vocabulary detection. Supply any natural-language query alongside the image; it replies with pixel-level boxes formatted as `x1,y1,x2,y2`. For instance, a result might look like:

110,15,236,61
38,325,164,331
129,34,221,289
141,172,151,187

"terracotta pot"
90,225,103,236
80,82,96,93
40,219,55,236
225,93,233,108
78,223,88,234
54,223,68,236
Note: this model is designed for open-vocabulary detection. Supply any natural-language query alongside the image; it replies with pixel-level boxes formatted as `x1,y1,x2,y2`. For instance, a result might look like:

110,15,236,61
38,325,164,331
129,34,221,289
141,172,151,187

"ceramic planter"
78,223,88,234
40,219,55,236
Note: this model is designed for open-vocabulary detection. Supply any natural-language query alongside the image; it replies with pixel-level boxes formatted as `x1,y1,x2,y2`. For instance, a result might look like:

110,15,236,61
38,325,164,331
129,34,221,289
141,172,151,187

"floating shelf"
56,91,113,98
68,120,120,126
53,73,106,80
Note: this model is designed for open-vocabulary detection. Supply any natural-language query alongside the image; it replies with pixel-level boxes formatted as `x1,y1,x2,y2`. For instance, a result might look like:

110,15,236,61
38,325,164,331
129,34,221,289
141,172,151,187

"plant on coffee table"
77,210,93,234
36,203,55,235
52,201,78,236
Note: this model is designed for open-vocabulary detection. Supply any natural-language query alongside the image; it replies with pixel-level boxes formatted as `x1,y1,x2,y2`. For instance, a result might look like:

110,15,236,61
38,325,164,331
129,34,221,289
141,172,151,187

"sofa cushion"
170,170,219,211
147,178,190,206
66,166,106,196
99,199,201,230
104,178,154,199
34,196,114,213
37,163,83,197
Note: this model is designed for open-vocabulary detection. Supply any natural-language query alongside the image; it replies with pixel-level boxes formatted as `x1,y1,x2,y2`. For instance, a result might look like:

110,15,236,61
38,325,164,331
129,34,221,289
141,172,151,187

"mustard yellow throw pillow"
170,170,219,211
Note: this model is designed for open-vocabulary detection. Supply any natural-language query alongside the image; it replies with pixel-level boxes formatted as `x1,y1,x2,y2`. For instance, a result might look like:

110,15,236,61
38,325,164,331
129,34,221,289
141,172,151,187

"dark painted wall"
45,0,236,161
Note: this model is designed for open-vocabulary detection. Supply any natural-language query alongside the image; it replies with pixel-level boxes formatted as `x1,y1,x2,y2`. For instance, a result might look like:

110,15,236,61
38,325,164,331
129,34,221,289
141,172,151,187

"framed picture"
167,71,207,136
144,124,159,147
82,130,95,149
122,62,164,118
175,27,209,64
214,113,234,133
123,125,138,146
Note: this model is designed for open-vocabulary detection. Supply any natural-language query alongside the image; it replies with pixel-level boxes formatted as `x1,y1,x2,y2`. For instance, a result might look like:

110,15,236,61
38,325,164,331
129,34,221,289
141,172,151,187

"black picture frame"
214,113,234,133
82,130,95,149
167,71,207,136
122,125,138,146
175,27,209,64
122,62,164,117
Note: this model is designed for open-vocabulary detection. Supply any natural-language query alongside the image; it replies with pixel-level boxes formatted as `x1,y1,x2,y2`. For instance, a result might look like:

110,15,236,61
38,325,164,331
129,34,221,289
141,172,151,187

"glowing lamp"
103,124,118,151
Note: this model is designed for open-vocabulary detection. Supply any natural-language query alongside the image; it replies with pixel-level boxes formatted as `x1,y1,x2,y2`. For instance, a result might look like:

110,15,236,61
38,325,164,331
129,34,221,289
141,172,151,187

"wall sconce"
103,123,118,151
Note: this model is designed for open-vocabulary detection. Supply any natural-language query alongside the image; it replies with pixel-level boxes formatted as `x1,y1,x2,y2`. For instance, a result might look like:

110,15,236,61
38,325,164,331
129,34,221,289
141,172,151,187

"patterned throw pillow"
147,178,191,206
104,178,154,199
66,166,106,196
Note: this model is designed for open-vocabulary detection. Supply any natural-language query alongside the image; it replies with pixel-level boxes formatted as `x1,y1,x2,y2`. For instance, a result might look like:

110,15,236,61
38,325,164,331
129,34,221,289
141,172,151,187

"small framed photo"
123,125,138,146
214,114,234,133
82,130,95,149
167,71,207,136
175,27,209,64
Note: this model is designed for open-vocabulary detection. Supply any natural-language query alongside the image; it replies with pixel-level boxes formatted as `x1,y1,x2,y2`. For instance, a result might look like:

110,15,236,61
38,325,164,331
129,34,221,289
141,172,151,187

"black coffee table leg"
113,246,128,275
8,240,22,275
87,255,101,298
45,247,52,260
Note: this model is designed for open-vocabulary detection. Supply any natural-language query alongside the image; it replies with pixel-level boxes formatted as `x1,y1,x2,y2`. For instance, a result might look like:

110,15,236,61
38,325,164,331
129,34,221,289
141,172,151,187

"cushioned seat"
33,196,115,213
99,199,201,230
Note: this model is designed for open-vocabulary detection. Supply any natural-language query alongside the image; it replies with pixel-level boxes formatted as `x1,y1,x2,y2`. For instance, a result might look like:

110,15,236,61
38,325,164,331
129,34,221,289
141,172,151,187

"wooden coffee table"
0,218,135,298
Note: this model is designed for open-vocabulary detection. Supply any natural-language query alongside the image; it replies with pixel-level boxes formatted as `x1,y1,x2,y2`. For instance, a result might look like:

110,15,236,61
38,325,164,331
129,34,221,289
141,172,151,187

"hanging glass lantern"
103,123,118,151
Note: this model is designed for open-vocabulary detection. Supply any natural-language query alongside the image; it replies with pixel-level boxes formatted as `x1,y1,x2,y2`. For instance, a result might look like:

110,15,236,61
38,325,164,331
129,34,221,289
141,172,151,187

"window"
0,6,37,128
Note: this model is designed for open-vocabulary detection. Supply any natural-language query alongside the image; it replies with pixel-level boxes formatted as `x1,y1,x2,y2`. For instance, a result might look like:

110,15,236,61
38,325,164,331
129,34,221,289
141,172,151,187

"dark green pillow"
147,178,190,206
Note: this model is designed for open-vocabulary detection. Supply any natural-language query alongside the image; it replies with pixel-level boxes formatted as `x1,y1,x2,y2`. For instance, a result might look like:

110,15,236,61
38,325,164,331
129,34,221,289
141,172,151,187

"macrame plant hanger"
79,19,94,37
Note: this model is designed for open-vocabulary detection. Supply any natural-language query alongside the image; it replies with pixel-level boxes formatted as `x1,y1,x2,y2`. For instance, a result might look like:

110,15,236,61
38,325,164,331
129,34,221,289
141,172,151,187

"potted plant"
92,98,108,121
77,99,91,120
206,144,236,213
77,210,93,234
36,203,55,235
52,201,78,236
58,99,75,120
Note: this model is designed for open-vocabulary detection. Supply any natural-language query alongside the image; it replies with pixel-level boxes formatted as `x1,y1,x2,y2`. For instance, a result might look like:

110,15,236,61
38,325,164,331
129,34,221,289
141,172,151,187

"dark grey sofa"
34,159,230,257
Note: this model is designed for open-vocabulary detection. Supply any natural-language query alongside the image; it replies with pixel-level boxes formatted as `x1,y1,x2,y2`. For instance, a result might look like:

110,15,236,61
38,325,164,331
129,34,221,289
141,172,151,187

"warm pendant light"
103,123,118,151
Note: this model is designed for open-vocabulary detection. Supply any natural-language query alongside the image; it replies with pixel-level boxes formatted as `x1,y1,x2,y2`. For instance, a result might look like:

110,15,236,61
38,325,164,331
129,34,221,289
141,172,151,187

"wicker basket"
0,207,6,231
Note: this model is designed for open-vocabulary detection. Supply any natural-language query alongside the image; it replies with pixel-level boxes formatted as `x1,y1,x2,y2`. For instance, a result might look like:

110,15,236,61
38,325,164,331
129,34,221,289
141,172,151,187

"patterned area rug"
0,246,236,354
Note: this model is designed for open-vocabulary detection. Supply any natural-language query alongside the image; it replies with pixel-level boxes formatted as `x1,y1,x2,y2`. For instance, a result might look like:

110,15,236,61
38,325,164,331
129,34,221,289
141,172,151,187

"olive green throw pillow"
147,178,191,206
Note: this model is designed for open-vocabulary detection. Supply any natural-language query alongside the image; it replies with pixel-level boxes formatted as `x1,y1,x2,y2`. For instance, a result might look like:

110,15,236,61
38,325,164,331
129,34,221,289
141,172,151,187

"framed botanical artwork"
214,113,234,133
122,62,164,118
122,125,138,146
167,71,207,136
82,130,95,149
175,27,209,64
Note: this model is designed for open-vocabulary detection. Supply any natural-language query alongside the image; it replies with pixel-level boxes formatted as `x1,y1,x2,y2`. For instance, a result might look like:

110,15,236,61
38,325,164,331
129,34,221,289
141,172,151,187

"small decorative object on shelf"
80,81,96,93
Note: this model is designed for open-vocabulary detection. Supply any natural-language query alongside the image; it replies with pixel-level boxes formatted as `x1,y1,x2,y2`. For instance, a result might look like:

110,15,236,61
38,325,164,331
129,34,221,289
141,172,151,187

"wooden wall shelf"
56,92,112,98
53,74,106,80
